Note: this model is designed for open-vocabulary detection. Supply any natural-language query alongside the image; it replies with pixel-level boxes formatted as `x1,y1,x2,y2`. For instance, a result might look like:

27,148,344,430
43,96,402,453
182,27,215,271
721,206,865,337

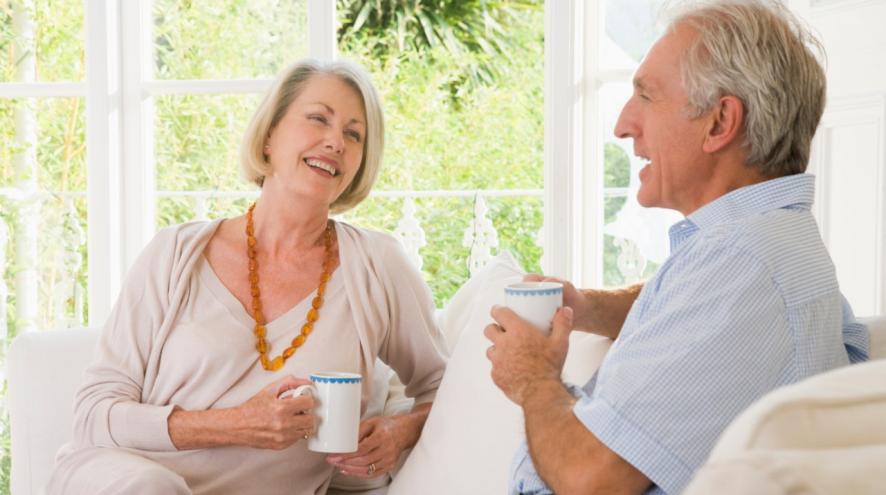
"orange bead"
248,236,257,247
306,308,318,322
249,273,259,284
247,247,257,259
255,325,266,338
269,356,284,371
248,259,257,271
256,340,268,354
320,272,331,283
282,347,296,358
302,322,314,335
255,313,265,325
260,355,269,368
312,296,322,309
250,286,259,297
252,300,262,312
292,335,306,347
317,284,326,297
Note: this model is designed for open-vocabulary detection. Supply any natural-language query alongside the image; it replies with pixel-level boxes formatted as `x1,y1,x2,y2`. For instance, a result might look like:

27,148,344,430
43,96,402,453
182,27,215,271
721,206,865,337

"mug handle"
278,384,316,400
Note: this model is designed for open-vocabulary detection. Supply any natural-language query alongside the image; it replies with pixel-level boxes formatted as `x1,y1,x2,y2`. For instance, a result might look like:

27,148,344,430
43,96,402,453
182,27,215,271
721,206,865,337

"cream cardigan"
61,219,447,454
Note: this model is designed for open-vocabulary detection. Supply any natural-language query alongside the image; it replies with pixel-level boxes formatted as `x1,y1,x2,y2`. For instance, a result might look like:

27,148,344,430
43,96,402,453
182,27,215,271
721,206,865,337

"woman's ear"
703,95,744,154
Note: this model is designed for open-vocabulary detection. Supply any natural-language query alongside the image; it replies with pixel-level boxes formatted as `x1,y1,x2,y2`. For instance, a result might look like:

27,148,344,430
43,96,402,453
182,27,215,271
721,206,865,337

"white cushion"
684,353,886,495
389,254,611,495
863,316,886,359
8,328,100,495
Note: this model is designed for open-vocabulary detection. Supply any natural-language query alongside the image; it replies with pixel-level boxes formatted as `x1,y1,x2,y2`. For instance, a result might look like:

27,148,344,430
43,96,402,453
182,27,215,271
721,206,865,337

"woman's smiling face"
263,74,367,208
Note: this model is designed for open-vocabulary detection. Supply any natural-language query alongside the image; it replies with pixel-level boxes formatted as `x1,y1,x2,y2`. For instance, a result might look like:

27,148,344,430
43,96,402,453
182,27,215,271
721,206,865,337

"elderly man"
484,1,870,494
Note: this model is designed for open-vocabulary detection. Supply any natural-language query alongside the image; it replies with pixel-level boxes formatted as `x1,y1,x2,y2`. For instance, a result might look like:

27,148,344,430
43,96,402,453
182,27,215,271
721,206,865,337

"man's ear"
703,95,744,154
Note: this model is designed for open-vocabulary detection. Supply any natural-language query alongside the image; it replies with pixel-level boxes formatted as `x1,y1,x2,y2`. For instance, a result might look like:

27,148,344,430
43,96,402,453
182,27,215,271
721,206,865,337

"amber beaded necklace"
246,202,334,371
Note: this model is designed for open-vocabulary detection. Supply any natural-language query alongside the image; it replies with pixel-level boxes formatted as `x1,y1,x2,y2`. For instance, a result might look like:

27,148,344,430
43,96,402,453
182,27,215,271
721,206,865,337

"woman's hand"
233,375,318,449
326,403,432,478
168,375,317,450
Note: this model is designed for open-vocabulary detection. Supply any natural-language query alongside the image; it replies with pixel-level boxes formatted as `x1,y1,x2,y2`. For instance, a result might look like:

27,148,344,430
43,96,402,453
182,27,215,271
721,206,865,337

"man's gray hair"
668,0,826,176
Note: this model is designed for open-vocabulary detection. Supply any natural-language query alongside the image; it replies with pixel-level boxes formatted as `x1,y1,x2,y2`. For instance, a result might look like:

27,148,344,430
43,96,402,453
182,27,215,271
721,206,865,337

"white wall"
792,0,886,316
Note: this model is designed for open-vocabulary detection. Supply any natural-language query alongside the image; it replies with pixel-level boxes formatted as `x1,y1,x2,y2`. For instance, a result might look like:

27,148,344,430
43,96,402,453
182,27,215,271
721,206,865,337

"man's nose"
613,100,636,139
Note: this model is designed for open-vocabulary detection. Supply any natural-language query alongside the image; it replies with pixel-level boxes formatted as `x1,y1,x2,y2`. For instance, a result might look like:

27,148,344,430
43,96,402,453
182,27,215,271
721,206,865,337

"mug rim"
310,372,362,384
505,282,563,293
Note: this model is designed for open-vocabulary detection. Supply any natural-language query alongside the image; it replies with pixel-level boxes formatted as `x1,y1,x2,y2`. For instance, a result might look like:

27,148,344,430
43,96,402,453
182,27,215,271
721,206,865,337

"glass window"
0,0,85,82
597,0,680,287
152,0,308,80
338,2,545,305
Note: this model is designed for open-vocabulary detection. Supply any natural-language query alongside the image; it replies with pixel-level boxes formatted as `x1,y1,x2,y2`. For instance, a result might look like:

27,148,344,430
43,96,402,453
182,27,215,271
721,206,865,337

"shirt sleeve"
70,229,179,451
840,294,870,364
376,237,448,405
573,244,792,494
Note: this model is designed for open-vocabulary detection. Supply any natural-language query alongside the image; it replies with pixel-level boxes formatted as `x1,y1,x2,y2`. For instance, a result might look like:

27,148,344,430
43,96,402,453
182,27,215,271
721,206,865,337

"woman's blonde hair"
240,59,385,214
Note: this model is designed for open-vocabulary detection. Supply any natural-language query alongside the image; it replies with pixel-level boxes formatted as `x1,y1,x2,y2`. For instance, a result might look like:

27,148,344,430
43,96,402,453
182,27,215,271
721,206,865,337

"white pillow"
389,254,612,495
436,251,525,352
684,358,886,495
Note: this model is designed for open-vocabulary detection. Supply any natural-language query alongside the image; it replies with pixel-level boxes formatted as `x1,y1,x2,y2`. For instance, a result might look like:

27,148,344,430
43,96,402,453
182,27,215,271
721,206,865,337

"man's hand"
484,305,573,406
525,274,642,339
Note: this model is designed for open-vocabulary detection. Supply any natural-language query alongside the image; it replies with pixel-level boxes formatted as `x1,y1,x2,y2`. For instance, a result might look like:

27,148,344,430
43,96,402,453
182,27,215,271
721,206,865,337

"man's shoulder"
685,208,837,304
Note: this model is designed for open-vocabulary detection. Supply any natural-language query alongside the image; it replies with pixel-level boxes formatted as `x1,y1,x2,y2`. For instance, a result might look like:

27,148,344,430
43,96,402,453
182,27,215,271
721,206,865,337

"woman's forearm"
392,402,432,451
168,407,242,450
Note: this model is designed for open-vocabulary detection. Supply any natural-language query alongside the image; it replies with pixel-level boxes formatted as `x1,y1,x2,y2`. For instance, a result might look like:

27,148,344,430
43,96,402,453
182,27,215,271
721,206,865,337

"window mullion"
120,0,156,289
544,0,583,282
85,0,123,325
308,0,336,60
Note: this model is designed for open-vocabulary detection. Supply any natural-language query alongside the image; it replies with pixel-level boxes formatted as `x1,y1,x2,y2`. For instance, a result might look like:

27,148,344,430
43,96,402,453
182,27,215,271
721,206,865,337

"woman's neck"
250,190,331,258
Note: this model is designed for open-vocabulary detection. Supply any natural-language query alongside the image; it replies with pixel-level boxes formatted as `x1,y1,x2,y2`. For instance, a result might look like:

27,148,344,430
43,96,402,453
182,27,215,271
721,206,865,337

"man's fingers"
490,305,531,330
483,323,504,342
523,273,545,282
551,306,574,344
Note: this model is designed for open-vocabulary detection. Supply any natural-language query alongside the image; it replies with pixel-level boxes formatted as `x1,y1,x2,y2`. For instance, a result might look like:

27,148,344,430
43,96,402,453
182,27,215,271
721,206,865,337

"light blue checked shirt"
510,174,870,495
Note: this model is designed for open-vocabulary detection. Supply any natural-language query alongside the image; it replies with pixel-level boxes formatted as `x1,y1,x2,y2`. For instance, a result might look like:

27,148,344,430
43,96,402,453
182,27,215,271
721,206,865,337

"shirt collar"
668,173,816,250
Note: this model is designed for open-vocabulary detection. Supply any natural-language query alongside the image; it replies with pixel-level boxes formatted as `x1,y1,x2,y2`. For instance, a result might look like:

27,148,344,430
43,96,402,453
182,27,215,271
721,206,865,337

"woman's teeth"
305,158,337,176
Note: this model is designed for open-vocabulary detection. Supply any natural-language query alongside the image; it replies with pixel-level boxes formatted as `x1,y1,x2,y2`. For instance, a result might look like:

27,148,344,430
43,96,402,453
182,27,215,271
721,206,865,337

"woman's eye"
346,130,362,143
309,114,328,124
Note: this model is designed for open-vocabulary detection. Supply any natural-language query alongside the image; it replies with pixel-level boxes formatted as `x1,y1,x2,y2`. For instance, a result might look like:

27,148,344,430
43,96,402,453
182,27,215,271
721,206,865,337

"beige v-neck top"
53,219,448,495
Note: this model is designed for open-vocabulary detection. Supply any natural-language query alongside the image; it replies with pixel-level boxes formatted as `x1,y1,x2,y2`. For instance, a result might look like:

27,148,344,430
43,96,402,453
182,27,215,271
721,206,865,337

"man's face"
614,25,713,215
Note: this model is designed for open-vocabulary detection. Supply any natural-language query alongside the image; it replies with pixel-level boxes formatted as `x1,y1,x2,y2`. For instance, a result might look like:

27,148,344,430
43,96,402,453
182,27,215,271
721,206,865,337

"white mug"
504,282,564,334
284,372,362,453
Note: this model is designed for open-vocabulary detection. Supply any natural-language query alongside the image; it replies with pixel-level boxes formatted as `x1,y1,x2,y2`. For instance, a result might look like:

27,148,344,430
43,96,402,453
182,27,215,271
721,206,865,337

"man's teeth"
305,159,337,176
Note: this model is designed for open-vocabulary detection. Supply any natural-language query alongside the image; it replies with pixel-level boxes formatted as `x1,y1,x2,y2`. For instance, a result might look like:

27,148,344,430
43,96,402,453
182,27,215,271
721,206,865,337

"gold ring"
368,463,376,475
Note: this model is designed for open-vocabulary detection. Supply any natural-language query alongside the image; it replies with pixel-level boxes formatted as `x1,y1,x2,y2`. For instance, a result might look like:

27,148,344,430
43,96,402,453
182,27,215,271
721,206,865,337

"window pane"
345,195,543,306
599,82,678,286
1,97,88,333
154,93,262,193
0,0,85,82
152,0,308,80
599,0,665,72
339,2,545,304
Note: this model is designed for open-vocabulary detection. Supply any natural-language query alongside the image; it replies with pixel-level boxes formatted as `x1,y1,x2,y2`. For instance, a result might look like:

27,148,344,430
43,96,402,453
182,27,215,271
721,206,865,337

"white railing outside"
1,187,546,334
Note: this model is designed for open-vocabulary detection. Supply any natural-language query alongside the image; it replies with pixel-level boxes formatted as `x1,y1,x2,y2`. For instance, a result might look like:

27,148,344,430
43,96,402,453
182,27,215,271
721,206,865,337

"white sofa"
7,252,886,494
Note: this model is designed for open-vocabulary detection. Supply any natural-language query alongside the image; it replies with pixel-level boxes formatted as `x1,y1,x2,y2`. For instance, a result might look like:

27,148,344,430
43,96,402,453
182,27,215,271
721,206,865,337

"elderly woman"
48,59,447,495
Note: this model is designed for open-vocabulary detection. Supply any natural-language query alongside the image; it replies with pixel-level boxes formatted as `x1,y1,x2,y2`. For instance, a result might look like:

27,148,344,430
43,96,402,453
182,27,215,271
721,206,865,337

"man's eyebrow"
633,76,650,92
309,101,365,126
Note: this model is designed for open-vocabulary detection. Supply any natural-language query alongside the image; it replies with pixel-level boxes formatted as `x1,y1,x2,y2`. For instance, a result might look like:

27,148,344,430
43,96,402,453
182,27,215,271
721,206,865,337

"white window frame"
75,0,579,324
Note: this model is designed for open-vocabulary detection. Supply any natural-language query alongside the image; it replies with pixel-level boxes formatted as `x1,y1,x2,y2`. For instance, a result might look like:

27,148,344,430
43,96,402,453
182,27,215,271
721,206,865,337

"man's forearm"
577,283,643,339
522,379,650,495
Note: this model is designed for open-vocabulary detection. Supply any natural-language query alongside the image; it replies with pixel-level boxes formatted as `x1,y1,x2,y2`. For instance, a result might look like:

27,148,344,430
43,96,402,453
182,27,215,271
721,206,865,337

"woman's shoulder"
136,219,221,266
